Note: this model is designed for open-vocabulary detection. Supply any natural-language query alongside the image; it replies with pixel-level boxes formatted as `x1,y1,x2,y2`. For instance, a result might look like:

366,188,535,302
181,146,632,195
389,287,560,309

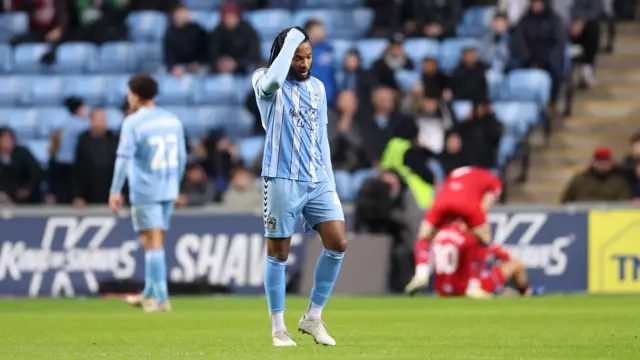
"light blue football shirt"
55,115,89,164
252,69,330,183
115,107,187,205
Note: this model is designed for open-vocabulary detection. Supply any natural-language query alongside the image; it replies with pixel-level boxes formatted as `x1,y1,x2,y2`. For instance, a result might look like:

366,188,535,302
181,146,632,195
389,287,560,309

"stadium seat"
194,75,243,105
0,76,25,106
191,11,220,32
328,39,353,67
404,38,440,65
182,0,221,10
451,100,472,120
351,168,377,196
104,107,125,131
0,12,28,42
485,69,504,100
292,9,331,31
333,170,353,201
24,76,65,106
457,6,496,38
105,75,131,105
261,40,273,61
155,75,198,105
395,69,420,92
62,76,107,106
267,0,296,9
0,44,12,73
237,136,264,165
247,10,292,40
7,108,40,140
331,8,375,40
22,139,51,167
13,43,50,73
53,42,98,73
0,108,11,128
136,42,163,73
190,106,225,138
34,107,69,138
215,106,255,140
127,11,168,42
94,42,138,73
498,69,552,108
356,38,388,69
493,101,539,134
438,38,480,73
298,0,364,8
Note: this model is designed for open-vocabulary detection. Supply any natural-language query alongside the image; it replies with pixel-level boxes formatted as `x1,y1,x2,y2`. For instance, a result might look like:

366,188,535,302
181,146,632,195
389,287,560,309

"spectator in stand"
208,1,260,75
420,57,449,99
438,130,472,175
402,0,462,39
561,147,631,203
570,0,603,88
621,132,640,173
628,161,640,201
412,89,456,154
199,130,242,198
177,163,216,207
480,12,511,73
329,91,371,172
223,167,261,207
164,4,208,77
48,96,90,204
371,33,415,91
0,128,42,204
129,0,178,11
338,49,374,110
9,0,66,46
510,0,565,102
304,19,336,105
454,99,503,169
72,108,118,208
358,86,408,165
449,48,489,101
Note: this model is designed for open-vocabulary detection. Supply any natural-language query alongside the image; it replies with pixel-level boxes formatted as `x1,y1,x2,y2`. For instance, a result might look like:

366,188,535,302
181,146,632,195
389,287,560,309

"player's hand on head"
108,193,123,213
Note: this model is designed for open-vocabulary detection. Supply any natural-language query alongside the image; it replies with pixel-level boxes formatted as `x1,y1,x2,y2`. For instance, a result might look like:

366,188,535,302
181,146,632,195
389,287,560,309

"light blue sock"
146,249,168,304
142,250,154,298
309,248,344,311
264,256,287,313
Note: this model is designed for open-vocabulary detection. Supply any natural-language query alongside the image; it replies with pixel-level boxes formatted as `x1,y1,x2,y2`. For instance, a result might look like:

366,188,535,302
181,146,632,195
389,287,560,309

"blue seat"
94,42,138,73
105,75,131,105
493,101,539,134
333,170,353,201
155,75,197,105
451,100,472,120
54,42,98,73
293,9,332,30
13,43,50,73
0,12,28,42
182,0,221,10
351,168,377,195
267,0,296,9
498,69,552,108
438,38,480,73
191,11,220,32
0,108,11,128
356,39,388,69
485,69,504,100
136,42,163,73
395,70,420,92
404,38,440,64
194,75,242,105
23,139,51,167
457,6,496,38
25,76,65,106
0,76,25,105
192,106,226,138
34,107,69,138
237,136,264,165
261,40,273,61
297,0,364,8
0,44,12,73
213,106,254,140
496,134,519,167
164,106,202,138
7,108,40,140
247,10,292,40
328,39,353,67
63,76,107,106
331,8,374,40
127,11,168,42
104,107,125,131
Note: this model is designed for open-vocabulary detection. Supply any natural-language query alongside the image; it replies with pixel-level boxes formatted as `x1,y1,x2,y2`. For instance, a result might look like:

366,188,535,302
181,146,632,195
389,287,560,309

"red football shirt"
435,167,502,204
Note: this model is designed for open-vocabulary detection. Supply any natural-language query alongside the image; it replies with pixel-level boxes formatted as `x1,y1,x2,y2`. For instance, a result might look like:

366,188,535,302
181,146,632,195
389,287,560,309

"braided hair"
267,26,310,67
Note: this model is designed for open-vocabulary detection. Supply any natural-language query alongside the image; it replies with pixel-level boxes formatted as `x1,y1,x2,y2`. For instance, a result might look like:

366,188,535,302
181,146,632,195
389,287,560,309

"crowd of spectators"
0,0,632,209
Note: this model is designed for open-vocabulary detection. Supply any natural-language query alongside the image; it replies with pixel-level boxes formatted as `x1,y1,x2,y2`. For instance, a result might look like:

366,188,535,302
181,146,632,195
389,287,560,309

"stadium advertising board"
588,210,640,294
0,215,306,297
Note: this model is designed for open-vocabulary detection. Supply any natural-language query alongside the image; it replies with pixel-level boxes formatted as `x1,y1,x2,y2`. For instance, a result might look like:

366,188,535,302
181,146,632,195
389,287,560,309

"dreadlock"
267,26,310,66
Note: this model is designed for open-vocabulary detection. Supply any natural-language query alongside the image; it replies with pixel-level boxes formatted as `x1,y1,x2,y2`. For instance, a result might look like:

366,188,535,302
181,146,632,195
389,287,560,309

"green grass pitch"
0,295,638,359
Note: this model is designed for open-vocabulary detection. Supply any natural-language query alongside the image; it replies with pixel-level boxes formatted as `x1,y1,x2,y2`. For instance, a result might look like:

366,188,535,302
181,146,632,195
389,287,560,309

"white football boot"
124,293,144,307
272,330,297,347
141,298,172,313
298,318,336,346
404,273,430,296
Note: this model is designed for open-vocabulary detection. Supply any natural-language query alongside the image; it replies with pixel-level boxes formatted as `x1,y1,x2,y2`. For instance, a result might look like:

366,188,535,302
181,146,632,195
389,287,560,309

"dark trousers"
49,162,74,204
572,19,601,66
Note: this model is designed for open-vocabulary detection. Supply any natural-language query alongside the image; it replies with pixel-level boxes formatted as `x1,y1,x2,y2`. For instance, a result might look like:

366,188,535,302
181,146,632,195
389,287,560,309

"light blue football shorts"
262,177,345,238
130,200,175,232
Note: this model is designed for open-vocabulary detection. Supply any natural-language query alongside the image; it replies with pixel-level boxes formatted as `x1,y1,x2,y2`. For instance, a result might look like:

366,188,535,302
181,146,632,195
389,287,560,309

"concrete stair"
507,24,640,204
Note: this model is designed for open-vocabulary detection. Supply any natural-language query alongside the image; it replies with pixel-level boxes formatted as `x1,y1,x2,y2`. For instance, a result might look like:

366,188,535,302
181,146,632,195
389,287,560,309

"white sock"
416,264,430,278
270,311,286,335
304,302,323,320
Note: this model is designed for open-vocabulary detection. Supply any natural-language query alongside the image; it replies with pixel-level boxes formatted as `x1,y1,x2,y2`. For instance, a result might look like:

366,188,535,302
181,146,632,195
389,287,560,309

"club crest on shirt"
266,216,277,231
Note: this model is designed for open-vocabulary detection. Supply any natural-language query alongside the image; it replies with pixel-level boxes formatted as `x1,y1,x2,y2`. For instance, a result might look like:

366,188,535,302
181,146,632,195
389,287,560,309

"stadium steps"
507,29,640,204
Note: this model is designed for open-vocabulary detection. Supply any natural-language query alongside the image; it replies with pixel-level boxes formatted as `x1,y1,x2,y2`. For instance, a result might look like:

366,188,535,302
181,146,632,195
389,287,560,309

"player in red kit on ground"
405,220,534,297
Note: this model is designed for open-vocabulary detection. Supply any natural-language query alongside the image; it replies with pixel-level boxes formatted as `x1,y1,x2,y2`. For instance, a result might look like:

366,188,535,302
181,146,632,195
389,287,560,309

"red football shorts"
425,199,486,229
475,266,506,293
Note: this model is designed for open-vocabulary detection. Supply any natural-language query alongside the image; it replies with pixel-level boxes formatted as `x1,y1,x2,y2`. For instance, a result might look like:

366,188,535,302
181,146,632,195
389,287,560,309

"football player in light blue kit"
109,74,187,313
253,27,347,347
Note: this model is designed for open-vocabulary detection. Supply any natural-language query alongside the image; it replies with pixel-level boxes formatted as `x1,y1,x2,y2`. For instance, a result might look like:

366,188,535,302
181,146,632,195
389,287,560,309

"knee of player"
326,237,348,253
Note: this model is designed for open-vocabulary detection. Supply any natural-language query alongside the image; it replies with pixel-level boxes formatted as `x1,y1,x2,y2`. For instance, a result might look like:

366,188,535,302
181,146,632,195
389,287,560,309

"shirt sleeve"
486,172,503,195
116,117,136,159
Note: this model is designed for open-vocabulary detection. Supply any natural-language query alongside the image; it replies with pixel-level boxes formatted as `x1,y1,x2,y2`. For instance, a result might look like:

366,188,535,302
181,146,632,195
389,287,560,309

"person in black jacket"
164,4,208,77
371,33,415,91
449,47,489,101
0,127,42,204
454,99,504,169
402,0,462,39
72,108,118,207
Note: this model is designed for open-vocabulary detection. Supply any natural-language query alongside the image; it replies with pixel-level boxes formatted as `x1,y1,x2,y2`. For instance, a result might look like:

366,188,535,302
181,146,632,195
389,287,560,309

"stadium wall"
0,205,637,297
